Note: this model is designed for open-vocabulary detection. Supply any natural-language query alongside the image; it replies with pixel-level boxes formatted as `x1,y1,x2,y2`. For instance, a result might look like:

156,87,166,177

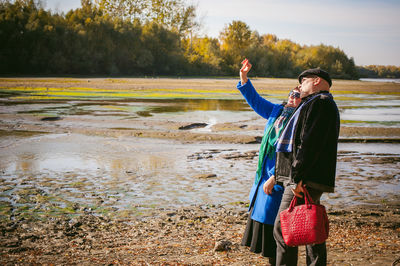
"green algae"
68,182,87,188
1,86,243,100
2,85,399,102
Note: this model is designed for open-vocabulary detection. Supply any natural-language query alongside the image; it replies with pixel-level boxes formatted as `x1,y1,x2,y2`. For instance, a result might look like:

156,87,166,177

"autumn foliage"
1,0,397,78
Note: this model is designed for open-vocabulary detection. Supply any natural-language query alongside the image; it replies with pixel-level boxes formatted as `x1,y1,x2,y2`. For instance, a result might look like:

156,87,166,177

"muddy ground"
0,78,400,265
1,202,399,265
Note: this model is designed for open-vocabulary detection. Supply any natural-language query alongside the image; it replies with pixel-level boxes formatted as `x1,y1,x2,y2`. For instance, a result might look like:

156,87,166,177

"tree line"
357,65,400,79
0,0,398,79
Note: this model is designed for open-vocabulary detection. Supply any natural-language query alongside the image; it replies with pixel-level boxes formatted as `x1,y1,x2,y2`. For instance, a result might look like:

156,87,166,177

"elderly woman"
237,59,301,264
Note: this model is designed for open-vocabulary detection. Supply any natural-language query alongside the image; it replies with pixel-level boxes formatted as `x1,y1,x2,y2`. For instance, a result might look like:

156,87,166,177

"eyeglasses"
289,91,300,99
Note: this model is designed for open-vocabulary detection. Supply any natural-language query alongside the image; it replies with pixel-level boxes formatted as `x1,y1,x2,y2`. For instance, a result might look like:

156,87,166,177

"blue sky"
43,0,400,66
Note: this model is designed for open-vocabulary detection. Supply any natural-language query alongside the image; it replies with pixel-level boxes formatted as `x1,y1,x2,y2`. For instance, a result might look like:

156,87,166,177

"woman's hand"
263,175,276,195
240,58,252,85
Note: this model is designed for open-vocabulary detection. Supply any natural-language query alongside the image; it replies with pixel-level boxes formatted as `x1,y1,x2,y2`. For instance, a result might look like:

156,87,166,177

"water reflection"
339,106,400,126
1,133,399,219
97,98,252,114
16,154,37,173
2,93,400,127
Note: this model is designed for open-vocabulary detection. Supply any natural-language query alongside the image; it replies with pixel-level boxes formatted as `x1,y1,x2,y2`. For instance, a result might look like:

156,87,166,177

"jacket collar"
301,90,330,102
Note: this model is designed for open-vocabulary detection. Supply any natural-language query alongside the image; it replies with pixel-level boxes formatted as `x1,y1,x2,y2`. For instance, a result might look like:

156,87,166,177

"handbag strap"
288,193,298,211
303,186,316,208
288,185,315,211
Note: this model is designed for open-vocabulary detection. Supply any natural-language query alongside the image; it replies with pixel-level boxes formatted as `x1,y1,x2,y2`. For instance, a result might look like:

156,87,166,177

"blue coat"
237,79,284,224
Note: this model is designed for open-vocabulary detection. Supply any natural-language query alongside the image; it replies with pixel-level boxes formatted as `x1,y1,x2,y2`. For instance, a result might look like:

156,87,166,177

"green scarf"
255,107,295,184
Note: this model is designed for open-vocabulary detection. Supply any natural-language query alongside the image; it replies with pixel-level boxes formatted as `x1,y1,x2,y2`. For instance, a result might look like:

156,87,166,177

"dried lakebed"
0,202,399,265
0,77,399,264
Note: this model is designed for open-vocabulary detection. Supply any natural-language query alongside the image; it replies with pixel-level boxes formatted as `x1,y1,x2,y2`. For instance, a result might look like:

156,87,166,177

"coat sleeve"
237,79,275,119
291,97,339,183
267,165,275,178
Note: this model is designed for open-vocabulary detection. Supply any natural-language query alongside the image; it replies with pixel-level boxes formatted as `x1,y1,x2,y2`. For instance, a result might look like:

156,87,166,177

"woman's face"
286,89,301,107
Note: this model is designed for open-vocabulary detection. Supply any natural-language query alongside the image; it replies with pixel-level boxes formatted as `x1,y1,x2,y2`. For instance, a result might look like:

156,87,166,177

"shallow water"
333,93,400,126
1,92,400,127
360,78,400,83
0,86,400,219
0,133,399,219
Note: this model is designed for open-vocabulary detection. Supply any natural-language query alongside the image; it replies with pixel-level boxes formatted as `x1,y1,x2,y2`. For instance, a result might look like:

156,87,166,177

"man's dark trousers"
273,185,326,266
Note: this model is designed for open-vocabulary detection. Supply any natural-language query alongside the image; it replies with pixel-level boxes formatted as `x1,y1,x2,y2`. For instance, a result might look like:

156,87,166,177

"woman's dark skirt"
241,210,277,258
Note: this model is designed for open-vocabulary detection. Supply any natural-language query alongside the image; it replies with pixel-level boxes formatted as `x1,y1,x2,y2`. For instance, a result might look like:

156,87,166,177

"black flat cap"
298,68,332,87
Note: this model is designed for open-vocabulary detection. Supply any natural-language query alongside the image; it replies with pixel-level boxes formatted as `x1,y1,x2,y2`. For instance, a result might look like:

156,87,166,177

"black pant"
273,186,326,266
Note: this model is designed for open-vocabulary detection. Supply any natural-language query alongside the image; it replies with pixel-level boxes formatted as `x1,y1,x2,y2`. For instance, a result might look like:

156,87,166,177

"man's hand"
291,180,304,198
263,175,276,195
240,58,252,85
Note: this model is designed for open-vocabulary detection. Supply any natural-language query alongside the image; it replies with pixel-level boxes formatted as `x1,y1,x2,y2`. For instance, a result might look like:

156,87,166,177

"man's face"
299,76,317,98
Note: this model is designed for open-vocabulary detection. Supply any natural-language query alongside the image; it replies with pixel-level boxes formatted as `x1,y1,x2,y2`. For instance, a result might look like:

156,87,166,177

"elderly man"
273,68,340,266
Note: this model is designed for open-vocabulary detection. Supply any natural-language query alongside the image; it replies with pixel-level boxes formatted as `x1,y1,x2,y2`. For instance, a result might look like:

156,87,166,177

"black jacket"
275,91,340,192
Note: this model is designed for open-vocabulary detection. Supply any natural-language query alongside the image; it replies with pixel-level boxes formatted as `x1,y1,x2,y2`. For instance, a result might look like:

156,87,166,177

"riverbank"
1,77,399,264
1,77,400,143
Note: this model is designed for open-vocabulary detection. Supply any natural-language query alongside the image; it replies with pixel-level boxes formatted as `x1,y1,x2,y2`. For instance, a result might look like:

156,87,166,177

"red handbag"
279,186,329,246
